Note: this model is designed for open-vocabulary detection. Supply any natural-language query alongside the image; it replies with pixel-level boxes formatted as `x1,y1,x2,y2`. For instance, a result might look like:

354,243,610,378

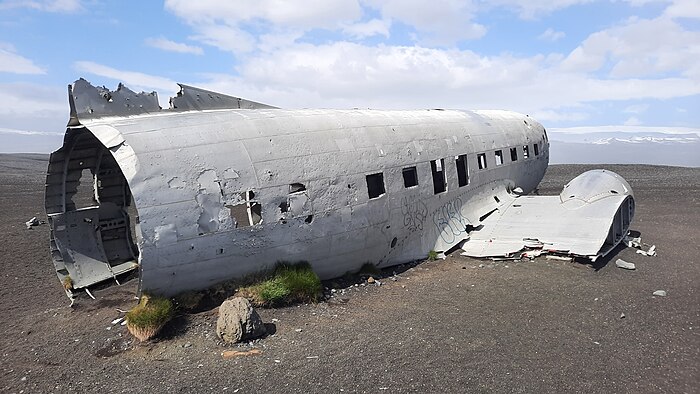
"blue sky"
0,0,698,150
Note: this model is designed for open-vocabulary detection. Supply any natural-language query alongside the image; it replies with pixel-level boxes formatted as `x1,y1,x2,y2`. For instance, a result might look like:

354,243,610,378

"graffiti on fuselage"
401,196,428,232
432,197,470,244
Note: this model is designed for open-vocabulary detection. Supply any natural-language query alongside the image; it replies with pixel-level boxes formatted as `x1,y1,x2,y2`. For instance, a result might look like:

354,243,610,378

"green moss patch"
238,262,322,306
125,294,174,341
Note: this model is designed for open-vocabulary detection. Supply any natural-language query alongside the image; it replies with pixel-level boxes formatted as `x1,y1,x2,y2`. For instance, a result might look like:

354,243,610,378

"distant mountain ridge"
548,130,699,167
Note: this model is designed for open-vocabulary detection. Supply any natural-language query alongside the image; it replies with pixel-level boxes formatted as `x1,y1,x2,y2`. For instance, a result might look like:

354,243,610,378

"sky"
0,0,698,151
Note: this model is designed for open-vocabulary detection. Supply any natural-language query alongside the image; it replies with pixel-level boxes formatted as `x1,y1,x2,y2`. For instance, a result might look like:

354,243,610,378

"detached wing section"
460,170,635,261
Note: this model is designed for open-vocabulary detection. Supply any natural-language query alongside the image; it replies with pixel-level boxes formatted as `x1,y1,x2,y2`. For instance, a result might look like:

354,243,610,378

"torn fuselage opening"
45,126,140,295
600,195,635,257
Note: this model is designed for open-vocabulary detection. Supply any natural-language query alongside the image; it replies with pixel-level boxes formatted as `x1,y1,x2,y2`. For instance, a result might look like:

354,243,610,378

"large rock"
216,297,266,343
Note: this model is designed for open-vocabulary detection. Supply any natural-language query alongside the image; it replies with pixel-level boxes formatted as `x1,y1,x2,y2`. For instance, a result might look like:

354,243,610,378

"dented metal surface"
46,78,633,300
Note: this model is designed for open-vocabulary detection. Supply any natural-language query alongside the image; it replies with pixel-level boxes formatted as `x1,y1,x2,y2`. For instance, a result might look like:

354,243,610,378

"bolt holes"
216,248,224,255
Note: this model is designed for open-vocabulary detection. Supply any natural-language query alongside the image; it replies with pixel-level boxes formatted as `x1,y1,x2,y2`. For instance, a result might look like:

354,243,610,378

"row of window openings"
367,143,541,199
228,143,542,227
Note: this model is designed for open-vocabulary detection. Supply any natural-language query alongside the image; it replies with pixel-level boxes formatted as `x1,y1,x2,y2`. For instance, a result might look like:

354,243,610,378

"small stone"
620,313,625,319
20,376,27,382
295,328,302,332
367,277,375,284
653,290,667,297
183,342,192,348
479,264,485,268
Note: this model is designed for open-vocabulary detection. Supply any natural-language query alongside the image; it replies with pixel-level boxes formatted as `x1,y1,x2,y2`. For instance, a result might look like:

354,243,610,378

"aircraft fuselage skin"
46,80,549,297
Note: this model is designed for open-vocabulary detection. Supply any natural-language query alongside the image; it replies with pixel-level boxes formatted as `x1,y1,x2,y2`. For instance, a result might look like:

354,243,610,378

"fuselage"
47,106,549,297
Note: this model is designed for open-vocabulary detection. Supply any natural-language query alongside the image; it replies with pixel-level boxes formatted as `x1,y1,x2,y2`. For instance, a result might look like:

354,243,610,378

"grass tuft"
62,275,73,290
238,262,322,306
427,250,439,261
125,294,174,341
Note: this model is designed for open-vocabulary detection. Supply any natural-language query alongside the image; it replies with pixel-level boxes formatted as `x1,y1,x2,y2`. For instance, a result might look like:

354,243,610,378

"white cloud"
189,24,257,53
623,116,642,126
73,61,179,93
482,0,595,19
191,41,699,117
560,10,700,79
623,103,649,113
664,0,700,19
164,0,364,53
342,18,391,39
0,43,46,74
538,28,565,41
145,37,203,55
0,82,66,134
363,0,486,44
0,127,63,136
165,0,362,29
0,0,82,13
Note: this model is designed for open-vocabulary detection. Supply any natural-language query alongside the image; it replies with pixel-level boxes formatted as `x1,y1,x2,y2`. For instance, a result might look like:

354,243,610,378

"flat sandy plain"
0,154,697,393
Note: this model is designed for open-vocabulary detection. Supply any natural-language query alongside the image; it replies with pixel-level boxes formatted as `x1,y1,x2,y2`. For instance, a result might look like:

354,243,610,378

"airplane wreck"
45,78,635,300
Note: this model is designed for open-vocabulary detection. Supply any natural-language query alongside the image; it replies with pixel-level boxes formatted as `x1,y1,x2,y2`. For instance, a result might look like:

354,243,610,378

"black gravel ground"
0,155,697,393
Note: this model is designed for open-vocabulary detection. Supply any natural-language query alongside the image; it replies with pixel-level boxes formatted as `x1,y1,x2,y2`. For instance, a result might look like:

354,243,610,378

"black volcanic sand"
0,155,698,393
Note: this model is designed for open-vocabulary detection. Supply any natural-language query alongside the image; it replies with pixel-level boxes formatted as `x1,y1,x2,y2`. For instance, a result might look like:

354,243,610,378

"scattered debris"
623,235,642,248
111,317,124,325
653,290,667,297
216,297,266,344
620,312,626,319
615,259,636,270
546,255,573,262
522,250,543,259
367,277,375,284
636,245,656,256
25,216,41,229
624,233,657,256
294,328,303,333
221,348,262,359
306,356,319,359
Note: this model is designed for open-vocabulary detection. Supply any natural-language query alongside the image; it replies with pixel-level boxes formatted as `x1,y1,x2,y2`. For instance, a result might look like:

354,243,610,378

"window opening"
455,154,469,187
402,166,418,188
477,153,487,170
534,143,539,156
523,145,530,159
289,183,306,193
430,159,447,194
228,191,262,227
510,147,518,161
366,172,386,199
495,150,503,166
